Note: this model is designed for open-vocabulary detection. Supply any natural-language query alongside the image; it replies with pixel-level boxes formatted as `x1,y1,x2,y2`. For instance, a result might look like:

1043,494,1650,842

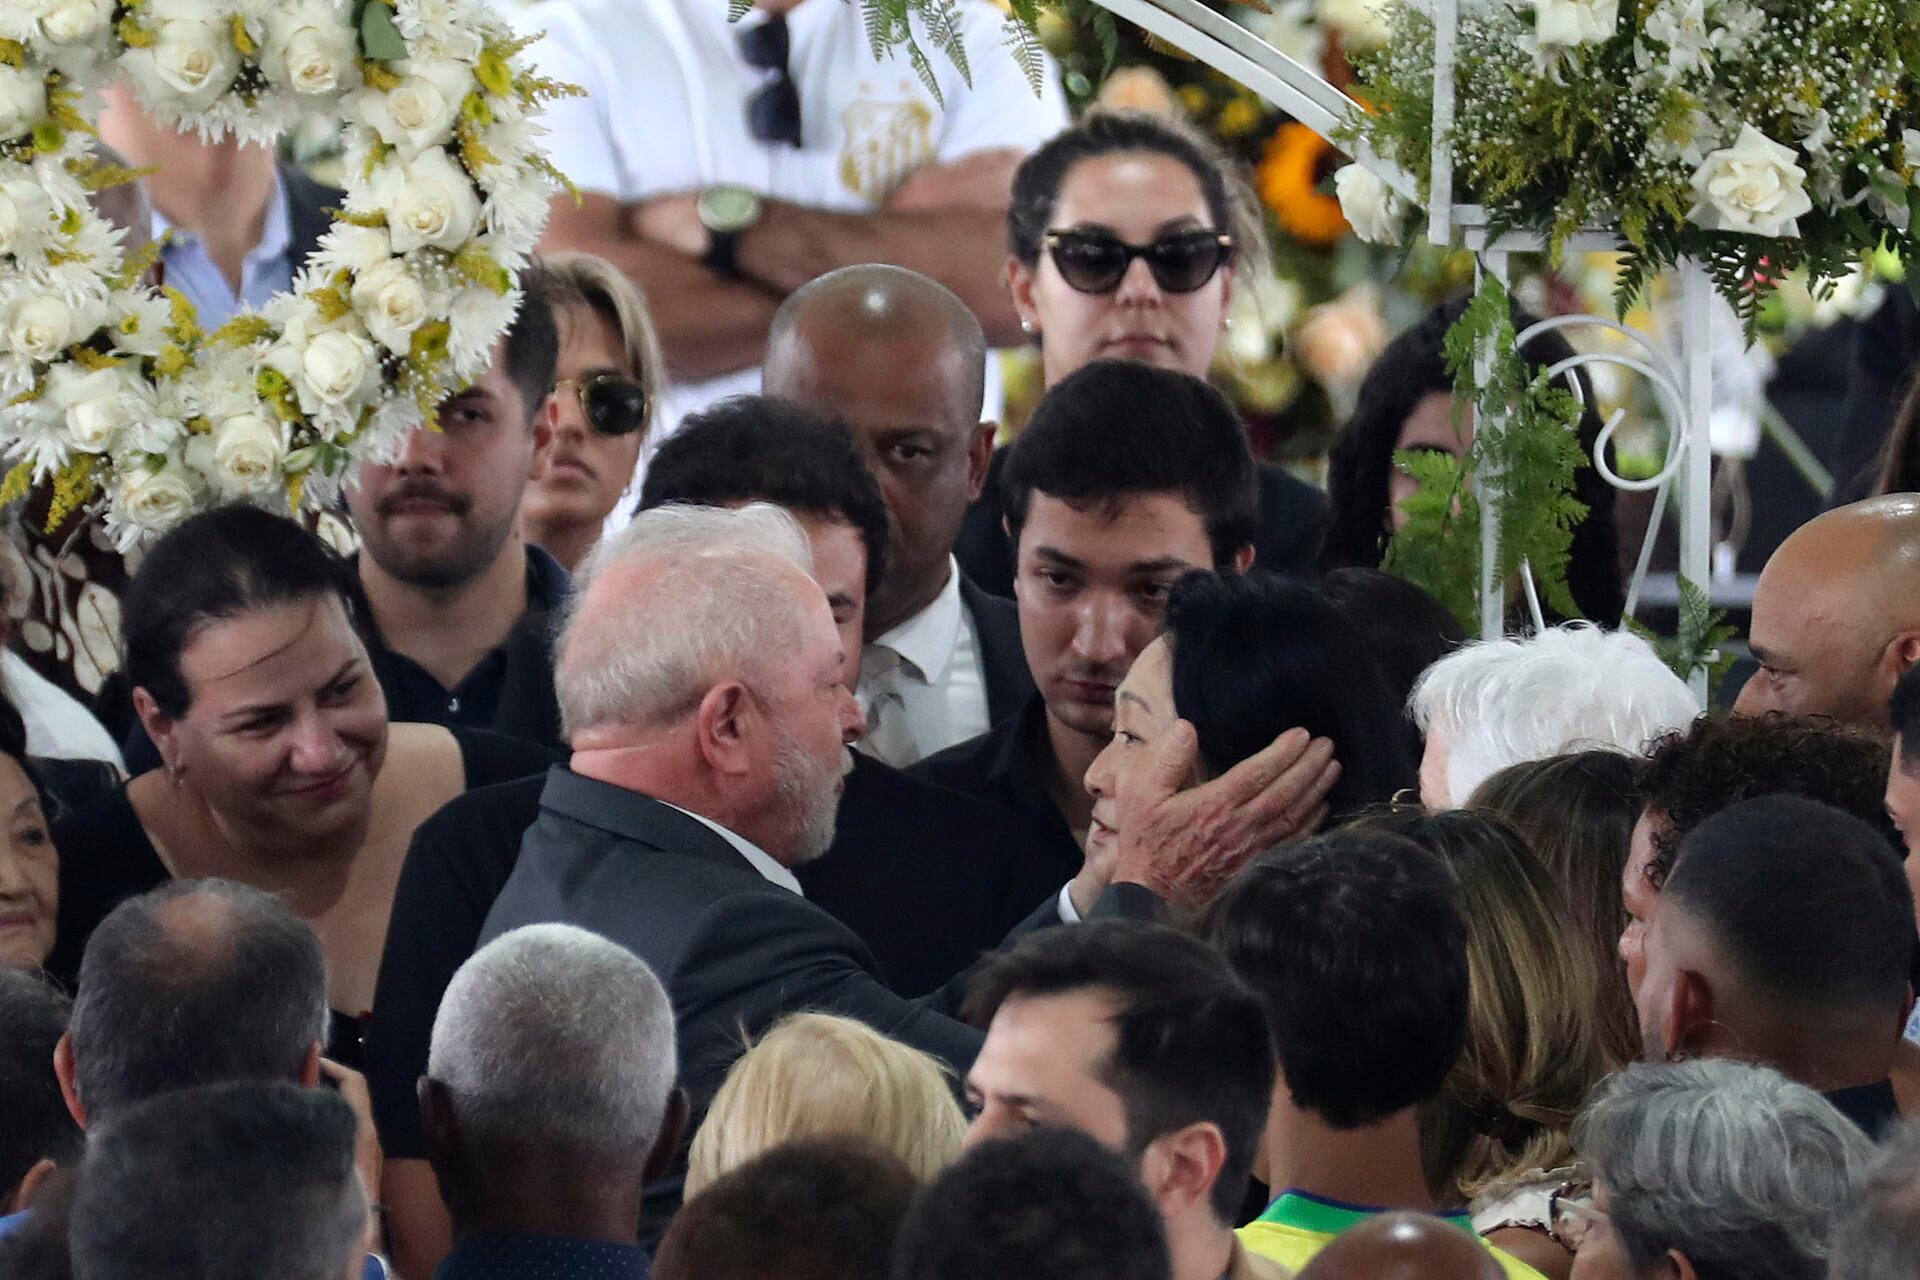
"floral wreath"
0,0,572,550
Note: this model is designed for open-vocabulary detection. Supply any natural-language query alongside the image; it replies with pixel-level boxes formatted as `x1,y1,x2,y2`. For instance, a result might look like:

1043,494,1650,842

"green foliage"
1627,575,1736,686
1384,276,1590,633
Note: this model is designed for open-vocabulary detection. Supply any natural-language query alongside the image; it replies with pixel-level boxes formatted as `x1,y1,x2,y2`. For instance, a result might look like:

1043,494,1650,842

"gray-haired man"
422,924,684,1279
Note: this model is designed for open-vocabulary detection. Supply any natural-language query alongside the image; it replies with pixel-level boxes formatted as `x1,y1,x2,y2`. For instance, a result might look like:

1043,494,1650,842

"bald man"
1295,1213,1506,1280
765,264,1034,766
1735,495,1920,732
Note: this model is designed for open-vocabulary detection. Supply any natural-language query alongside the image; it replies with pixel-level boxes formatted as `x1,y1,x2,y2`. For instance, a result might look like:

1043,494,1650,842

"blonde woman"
1358,808,1618,1280
522,251,664,571
686,1013,966,1195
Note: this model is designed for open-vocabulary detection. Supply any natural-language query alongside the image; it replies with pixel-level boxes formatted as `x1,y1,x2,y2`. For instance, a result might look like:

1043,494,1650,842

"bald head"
767,265,987,420
1737,496,1920,732
764,267,997,634
1295,1213,1504,1280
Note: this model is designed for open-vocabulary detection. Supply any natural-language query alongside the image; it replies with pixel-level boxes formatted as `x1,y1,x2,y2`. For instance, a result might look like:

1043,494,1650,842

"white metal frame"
1086,0,1716,696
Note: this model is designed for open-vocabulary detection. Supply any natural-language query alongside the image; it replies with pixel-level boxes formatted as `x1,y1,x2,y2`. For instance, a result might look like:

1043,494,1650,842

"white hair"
556,502,816,738
1411,623,1700,804
427,924,678,1163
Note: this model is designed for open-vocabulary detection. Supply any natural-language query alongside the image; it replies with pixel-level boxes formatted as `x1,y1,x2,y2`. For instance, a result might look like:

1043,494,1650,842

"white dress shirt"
149,170,294,331
856,559,989,767
2,650,124,769
662,800,804,896
515,0,1067,517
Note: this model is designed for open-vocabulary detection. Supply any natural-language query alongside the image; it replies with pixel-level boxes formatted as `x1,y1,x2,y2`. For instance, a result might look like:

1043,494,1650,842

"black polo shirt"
348,545,569,749
910,692,1085,881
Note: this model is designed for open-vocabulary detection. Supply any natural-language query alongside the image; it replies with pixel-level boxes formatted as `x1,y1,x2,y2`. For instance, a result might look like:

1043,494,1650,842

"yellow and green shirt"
1238,1191,1548,1280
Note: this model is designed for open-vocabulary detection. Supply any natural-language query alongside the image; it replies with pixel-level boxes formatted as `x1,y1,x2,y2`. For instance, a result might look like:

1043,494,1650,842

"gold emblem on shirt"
839,90,935,201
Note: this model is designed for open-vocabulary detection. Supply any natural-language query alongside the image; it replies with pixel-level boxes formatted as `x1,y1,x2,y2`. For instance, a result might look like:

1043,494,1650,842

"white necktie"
858,645,920,767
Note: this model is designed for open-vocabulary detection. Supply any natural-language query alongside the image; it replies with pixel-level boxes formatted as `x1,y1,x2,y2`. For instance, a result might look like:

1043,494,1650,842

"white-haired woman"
1561,1060,1874,1280
523,251,664,572
1410,623,1700,809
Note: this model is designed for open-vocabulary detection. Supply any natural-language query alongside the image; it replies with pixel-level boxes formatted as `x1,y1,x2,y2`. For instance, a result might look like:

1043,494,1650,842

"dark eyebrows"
1031,546,1088,571
11,796,42,821
217,658,361,725
1127,557,1199,577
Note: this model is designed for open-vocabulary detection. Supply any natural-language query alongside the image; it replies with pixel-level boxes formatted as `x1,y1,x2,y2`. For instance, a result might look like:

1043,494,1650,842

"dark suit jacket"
958,574,1033,727
477,768,987,1235
283,166,341,269
954,447,1328,598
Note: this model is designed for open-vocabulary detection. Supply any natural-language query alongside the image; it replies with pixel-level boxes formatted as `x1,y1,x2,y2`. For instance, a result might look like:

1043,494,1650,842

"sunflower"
1259,122,1350,248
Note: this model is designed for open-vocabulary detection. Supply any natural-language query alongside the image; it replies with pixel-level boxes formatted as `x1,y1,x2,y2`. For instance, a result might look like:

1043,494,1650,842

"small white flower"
377,149,483,253
1802,110,1834,158
1905,130,1920,186
1688,123,1814,238
1333,164,1406,246
145,19,243,107
1640,0,1712,79
298,328,378,407
358,59,471,157
1531,0,1617,51
114,463,199,534
33,0,113,45
6,294,77,361
0,180,54,258
264,3,361,97
201,411,288,497
107,292,173,358
0,64,48,142
350,257,432,354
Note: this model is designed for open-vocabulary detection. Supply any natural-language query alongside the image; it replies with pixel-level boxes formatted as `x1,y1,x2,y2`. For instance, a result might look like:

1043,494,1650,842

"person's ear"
1138,1122,1227,1223
6,1157,59,1215
1007,256,1040,338
419,1077,457,1164
54,1033,86,1130
132,687,180,780
1663,1249,1701,1280
965,422,996,502
1887,631,1920,687
695,682,759,778
297,1042,323,1089
1230,543,1255,574
645,1088,691,1184
1217,259,1236,319
1667,967,1716,1058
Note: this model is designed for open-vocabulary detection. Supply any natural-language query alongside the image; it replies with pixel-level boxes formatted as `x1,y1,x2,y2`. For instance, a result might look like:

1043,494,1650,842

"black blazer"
955,447,1328,598
958,574,1034,726
283,165,341,269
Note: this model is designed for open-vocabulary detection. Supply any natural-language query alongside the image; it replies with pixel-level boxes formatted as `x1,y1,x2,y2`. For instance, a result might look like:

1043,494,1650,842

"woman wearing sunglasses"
522,251,664,573
955,110,1325,595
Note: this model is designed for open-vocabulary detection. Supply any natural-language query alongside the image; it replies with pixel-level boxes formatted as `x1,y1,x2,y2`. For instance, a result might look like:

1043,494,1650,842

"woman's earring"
1019,317,1036,336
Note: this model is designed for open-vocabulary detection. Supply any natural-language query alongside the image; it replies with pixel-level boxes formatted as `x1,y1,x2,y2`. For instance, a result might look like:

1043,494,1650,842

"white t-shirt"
516,0,1067,452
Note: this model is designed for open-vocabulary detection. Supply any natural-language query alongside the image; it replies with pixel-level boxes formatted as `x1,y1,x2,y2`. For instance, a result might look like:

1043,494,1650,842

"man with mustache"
912,360,1259,895
344,271,570,752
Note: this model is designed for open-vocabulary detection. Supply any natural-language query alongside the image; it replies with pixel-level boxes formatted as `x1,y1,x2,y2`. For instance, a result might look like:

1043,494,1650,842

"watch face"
701,187,762,234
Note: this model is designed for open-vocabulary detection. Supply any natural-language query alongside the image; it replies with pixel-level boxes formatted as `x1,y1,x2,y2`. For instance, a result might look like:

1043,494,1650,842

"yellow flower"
1258,122,1350,247
1217,95,1263,137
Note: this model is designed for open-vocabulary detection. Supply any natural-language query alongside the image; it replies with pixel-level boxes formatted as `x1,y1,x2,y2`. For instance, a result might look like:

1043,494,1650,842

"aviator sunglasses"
554,373,649,437
1042,227,1234,295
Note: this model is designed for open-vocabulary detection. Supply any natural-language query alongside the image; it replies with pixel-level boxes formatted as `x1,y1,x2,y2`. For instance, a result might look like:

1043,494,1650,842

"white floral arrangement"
1330,0,1920,324
0,0,572,548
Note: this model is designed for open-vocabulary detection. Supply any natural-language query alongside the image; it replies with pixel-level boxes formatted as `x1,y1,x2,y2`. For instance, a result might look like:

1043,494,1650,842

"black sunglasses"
739,15,802,148
1042,228,1234,295
555,374,649,437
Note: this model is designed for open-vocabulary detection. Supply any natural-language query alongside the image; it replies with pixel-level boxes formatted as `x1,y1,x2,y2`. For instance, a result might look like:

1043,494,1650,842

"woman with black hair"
1318,296,1627,627
47,506,555,1060
1075,572,1415,905
955,110,1325,594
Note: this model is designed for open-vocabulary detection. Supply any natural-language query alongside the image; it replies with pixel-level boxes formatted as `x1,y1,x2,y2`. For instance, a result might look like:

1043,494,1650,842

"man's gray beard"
771,722,842,865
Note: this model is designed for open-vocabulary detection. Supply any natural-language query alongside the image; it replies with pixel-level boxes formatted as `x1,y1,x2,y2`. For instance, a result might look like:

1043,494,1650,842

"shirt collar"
1256,1191,1475,1237
151,166,292,268
659,801,804,896
869,557,963,683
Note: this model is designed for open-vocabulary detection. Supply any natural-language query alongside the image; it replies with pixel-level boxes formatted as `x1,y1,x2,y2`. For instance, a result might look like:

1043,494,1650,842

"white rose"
1532,0,1618,49
300,329,376,406
1333,164,1406,246
36,0,114,45
208,412,287,497
363,60,470,155
351,258,431,354
7,295,76,362
116,465,198,534
382,150,482,253
1688,124,1814,238
0,65,48,143
284,26,354,95
54,366,133,453
149,19,242,104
